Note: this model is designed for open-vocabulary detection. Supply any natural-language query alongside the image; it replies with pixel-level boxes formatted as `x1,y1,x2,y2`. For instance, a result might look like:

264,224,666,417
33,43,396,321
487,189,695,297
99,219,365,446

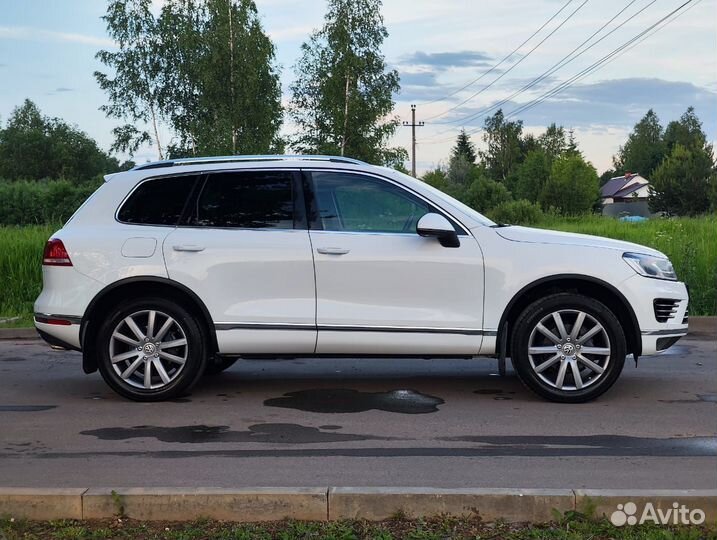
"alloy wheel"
108,310,189,390
527,309,611,391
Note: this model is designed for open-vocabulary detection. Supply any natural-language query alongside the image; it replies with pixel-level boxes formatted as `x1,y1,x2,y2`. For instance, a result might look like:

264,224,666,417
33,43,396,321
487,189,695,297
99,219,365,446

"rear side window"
118,175,197,225
191,171,294,229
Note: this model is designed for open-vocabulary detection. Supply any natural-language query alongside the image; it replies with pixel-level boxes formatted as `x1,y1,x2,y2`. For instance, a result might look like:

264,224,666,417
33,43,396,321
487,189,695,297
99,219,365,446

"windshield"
385,168,497,227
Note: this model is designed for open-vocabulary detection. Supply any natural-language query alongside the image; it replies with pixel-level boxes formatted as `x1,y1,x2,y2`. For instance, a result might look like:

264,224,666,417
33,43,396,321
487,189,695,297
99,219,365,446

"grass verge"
1,514,714,540
0,224,58,327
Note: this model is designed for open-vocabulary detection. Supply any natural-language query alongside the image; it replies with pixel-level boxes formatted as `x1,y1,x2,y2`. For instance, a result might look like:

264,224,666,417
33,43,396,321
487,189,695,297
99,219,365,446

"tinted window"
193,171,294,229
118,175,197,225
311,172,432,233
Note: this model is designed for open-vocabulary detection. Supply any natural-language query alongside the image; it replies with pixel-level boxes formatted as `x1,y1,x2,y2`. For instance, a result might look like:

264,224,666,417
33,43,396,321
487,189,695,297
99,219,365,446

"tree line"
421,106,715,222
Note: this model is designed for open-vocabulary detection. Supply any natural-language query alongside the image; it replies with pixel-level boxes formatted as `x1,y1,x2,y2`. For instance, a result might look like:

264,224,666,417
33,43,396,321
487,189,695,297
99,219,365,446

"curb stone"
0,488,86,520
81,487,328,521
327,487,574,522
1,488,715,523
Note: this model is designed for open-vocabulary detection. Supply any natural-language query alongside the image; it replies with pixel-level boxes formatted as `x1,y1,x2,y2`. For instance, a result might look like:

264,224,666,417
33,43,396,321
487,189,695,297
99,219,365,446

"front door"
306,170,485,355
163,169,316,354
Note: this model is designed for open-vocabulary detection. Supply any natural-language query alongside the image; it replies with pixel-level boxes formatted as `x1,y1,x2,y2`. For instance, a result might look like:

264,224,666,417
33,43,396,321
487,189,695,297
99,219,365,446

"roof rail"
132,154,367,171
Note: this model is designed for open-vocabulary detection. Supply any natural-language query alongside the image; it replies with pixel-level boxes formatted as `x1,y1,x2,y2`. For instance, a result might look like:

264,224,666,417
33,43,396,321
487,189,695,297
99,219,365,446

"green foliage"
464,176,512,213
158,0,283,156
614,109,666,177
451,129,477,164
650,144,714,216
488,199,544,225
0,180,100,226
514,149,551,202
446,155,478,186
664,106,710,154
96,0,283,158
479,109,524,182
0,224,57,324
1,515,714,540
95,0,164,157
288,0,404,165
0,100,119,181
540,155,599,215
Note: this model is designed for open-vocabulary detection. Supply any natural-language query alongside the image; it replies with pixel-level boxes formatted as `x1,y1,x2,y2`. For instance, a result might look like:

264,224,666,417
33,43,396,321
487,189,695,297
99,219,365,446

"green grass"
0,514,714,540
1,216,715,328
535,215,717,316
0,224,58,327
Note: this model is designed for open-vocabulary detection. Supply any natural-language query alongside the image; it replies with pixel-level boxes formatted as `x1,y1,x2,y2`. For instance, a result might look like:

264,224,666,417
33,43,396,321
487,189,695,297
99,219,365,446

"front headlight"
622,252,677,281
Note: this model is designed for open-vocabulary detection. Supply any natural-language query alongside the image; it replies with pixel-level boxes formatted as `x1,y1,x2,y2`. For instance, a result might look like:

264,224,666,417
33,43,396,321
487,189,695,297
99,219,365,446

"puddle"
264,388,444,414
80,423,386,444
0,405,56,412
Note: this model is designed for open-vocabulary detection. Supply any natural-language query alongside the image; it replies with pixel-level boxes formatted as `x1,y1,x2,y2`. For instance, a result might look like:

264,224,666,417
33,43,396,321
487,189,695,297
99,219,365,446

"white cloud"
0,26,115,47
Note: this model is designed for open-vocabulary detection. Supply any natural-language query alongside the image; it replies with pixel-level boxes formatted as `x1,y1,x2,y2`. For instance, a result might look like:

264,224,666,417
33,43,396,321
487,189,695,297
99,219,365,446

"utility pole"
402,104,424,177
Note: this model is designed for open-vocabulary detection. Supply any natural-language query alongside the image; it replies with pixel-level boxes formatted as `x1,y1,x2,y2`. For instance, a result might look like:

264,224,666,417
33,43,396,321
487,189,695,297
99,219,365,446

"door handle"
316,247,350,255
173,244,205,252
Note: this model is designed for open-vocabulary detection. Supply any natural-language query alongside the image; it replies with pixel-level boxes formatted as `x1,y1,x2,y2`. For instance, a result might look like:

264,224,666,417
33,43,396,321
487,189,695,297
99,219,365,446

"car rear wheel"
511,293,626,403
96,298,207,401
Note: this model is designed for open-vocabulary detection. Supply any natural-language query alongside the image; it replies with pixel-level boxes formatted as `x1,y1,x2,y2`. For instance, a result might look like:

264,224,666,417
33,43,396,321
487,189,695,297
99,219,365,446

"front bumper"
620,274,689,355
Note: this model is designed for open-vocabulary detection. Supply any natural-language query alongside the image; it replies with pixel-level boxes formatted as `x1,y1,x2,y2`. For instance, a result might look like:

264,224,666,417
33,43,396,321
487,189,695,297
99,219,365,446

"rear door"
163,169,317,354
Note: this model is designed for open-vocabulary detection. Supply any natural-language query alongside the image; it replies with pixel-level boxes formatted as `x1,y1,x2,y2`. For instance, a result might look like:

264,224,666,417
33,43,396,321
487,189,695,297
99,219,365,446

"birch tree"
289,0,405,165
95,0,165,158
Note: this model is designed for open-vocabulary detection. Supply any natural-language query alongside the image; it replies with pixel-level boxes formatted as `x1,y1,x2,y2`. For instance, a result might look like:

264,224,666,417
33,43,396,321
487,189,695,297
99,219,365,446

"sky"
1,0,716,175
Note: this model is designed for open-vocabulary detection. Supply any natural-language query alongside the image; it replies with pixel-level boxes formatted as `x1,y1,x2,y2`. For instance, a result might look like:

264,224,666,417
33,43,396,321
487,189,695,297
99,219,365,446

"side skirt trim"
215,322,496,337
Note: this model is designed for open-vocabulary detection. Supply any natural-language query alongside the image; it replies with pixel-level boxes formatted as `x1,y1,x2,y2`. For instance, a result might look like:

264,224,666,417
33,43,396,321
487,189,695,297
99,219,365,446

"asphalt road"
1,335,715,489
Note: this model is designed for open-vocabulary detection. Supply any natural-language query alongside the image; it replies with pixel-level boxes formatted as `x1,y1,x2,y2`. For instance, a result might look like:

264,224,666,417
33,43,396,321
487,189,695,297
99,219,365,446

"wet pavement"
0,335,715,488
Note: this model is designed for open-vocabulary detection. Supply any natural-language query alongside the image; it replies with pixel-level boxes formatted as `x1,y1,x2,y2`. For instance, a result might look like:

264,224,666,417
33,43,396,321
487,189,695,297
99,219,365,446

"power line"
420,0,694,146
415,0,576,107
424,0,656,139
505,0,697,120
421,0,590,122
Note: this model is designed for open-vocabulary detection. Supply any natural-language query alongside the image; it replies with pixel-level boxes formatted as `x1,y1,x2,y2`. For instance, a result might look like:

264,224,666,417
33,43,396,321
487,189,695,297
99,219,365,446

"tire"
510,293,626,403
96,297,207,401
204,357,238,376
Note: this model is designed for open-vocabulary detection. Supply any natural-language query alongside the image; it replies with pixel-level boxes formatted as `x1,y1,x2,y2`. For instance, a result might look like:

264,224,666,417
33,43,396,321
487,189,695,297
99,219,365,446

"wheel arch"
80,276,218,374
497,274,641,360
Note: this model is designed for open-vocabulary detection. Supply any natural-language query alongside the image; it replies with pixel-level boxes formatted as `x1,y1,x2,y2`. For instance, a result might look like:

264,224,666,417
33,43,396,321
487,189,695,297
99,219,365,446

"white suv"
34,155,689,402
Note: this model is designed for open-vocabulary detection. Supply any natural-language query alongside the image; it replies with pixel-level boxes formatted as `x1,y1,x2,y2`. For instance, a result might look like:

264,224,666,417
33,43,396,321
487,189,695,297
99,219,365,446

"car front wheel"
96,298,207,401
511,293,626,403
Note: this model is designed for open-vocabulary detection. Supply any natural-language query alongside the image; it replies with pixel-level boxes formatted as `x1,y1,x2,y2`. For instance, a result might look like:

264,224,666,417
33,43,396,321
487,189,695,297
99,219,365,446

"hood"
494,225,665,257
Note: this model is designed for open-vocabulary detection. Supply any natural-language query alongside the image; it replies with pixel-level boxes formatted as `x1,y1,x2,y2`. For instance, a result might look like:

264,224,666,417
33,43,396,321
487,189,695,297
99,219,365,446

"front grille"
654,298,679,323
682,305,689,324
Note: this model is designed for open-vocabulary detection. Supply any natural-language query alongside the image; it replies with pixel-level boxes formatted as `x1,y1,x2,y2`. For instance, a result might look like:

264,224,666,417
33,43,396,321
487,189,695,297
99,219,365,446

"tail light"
43,239,73,266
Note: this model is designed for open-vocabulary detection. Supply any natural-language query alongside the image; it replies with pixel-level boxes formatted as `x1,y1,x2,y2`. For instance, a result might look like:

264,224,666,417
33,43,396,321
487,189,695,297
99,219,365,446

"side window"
310,172,432,234
118,175,197,225
192,171,294,229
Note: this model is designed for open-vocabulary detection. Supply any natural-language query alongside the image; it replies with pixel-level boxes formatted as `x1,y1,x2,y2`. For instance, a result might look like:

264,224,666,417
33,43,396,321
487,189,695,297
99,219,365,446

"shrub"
0,179,101,225
487,199,544,225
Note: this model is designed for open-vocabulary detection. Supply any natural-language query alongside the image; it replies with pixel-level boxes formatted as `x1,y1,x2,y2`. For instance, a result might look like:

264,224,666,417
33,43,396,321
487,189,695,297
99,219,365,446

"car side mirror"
416,213,460,248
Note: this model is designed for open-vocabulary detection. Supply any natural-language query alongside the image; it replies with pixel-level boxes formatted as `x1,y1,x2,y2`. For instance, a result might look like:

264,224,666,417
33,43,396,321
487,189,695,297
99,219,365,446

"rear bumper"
34,316,82,350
